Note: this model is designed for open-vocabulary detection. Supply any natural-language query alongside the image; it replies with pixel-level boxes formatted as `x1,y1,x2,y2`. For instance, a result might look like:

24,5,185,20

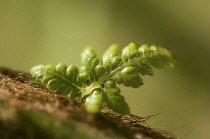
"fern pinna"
31,42,175,114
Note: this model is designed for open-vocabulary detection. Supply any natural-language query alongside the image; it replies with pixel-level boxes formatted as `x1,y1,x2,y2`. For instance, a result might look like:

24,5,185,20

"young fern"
30,42,175,115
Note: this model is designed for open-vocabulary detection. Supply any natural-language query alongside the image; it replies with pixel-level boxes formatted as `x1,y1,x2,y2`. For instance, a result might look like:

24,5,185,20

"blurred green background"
0,1,210,139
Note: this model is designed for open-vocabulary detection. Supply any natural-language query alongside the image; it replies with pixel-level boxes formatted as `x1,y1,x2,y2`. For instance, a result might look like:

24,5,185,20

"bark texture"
0,67,176,139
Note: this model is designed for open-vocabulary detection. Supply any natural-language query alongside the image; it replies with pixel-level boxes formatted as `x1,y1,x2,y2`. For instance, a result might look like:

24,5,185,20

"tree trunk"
0,67,176,139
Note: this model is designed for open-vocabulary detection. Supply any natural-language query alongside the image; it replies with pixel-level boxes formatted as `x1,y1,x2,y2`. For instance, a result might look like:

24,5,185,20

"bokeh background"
0,1,210,139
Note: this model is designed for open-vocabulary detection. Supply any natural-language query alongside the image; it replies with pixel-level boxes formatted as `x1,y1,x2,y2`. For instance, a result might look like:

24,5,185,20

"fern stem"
81,81,101,96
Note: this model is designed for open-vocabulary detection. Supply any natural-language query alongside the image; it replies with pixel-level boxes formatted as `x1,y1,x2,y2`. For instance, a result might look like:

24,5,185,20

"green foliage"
103,79,130,115
31,64,82,98
31,42,175,114
115,66,143,88
85,89,103,113
80,47,105,81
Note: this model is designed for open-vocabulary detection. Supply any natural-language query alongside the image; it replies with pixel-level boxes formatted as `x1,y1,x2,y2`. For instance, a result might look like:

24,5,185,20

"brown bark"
0,67,176,139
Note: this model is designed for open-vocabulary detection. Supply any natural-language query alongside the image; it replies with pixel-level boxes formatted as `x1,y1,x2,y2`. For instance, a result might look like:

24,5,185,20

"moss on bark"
0,67,176,139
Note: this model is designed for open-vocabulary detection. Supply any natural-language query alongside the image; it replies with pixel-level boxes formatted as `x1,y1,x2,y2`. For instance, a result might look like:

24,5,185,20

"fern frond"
102,79,130,115
100,42,175,88
31,63,82,98
31,42,175,114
